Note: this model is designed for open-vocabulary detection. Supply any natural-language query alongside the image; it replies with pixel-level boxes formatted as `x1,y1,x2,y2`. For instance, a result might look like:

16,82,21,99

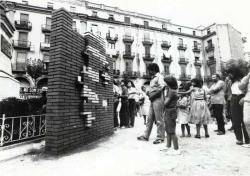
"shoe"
214,129,219,132
180,134,185,138
195,135,201,139
205,134,210,138
236,141,243,145
153,139,164,144
217,131,225,135
137,136,148,141
186,134,191,137
228,127,234,131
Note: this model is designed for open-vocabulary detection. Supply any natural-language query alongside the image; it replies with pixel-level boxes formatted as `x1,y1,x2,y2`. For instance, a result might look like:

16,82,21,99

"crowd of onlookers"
113,62,250,155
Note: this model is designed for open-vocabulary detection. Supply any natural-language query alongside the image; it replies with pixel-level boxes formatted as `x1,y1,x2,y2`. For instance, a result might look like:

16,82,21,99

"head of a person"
127,80,134,88
147,63,160,77
164,76,178,90
191,78,203,88
120,80,125,87
212,74,220,82
141,85,146,92
227,67,243,82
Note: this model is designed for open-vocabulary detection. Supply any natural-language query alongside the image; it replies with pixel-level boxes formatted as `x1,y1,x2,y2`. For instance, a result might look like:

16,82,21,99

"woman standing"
127,80,138,128
119,80,129,128
140,86,151,125
188,78,211,138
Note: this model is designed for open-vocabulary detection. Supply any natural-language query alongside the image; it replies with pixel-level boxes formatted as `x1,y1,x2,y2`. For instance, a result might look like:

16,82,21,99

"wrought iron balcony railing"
194,59,202,67
15,20,32,31
178,57,189,65
122,35,134,43
207,57,216,66
106,33,118,44
205,44,215,53
123,51,135,60
40,42,50,52
161,41,171,50
13,40,31,50
192,45,201,53
142,38,153,46
143,53,155,62
142,72,151,79
113,70,120,77
41,24,51,33
123,71,140,78
12,61,27,73
179,74,191,81
161,55,172,63
177,44,187,51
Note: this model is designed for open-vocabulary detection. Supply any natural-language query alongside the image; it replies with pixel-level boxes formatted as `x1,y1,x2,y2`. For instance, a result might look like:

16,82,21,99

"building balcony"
12,61,27,73
113,70,120,78
177,44,187,51
207,57,216,66
195,74,202,79
143,54,155,62
161,55,172,64
112,51,119,58
40,42,50,52
179,74,191,81
123,52,135,60
192,46,201,53
178,57,189,65
161,41,171,50
194,59,202,67
13,40,31,50
41,24,51,33
205,44,215,53
15,20,32,31
122,35,134,43
106,33,118,44
204,76,213,82
123,71,140,78
142,38,153,46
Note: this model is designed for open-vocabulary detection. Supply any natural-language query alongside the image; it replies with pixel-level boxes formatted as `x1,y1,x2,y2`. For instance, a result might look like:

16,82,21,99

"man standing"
137,63,166,144
208,74,226,135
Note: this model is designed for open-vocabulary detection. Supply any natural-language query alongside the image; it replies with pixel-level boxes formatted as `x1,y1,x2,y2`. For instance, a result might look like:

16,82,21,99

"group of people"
113,62,250,154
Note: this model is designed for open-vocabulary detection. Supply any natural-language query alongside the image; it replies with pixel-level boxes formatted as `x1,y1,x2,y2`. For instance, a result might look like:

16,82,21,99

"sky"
88,0,250,51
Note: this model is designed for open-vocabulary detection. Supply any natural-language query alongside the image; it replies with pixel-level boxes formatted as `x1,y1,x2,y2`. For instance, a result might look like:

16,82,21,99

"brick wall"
45,8,113,155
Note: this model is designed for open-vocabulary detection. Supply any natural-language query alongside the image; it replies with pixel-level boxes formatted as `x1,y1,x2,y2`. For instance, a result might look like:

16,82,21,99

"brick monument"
45,8,113,154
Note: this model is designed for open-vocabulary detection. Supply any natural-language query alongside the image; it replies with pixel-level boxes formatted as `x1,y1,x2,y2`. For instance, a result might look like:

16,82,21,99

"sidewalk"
0,118,250,176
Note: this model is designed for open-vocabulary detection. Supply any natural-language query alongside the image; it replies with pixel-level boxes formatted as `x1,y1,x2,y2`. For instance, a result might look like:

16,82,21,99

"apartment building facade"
0,0,246,93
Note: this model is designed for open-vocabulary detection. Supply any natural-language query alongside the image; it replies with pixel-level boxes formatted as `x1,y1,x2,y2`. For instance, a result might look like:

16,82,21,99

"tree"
223,59,249,80
26,58,43,81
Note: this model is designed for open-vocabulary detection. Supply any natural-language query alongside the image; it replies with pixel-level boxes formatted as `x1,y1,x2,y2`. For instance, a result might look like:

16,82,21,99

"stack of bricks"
46,8,113,155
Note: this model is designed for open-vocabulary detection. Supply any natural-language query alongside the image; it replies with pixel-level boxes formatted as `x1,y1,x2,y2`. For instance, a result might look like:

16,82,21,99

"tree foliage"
222,59,249,80
27,59,43,80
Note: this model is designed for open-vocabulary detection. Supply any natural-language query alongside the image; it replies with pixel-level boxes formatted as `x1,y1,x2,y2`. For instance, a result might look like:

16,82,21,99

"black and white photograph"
0,0,250,175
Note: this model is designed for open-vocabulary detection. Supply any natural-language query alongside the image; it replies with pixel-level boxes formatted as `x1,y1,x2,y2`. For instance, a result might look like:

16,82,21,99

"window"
20,13,29,22
22,0,28,5
178,38,183,45
194,41,198,48
193,31,196,36
164,65,170,75
46,17,51,27
92,11,98,17
207,28,211,34
47,2,53,9
210,65,216,75
145,45,150,56
18,32,28,41
108,14,114,21
125,44,131,54
144,21,149,28
125,61,132,72
70,6,76,12
207,39,212,47
91,24,99,35
16,52,27,63
45,34,50,43
72,21,76,31
124,16,130,24
180,65,186,75
178,28,181,33
195,57,199,61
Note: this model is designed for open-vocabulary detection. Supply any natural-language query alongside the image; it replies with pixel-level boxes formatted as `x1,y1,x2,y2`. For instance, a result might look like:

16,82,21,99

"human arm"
178,87,193,95
208,81,224,94
239,73,250,91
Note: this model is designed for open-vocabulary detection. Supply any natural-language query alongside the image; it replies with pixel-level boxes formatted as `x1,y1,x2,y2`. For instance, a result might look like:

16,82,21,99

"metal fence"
0,114,46,146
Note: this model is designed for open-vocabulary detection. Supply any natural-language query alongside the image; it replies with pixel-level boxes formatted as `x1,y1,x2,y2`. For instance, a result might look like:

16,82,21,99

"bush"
0,97,44,117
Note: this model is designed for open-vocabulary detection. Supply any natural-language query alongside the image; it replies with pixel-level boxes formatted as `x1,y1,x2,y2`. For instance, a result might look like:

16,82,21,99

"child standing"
162,76,179,154
177,94,191,137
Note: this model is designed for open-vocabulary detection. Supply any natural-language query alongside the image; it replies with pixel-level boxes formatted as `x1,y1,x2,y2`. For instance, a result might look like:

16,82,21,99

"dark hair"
213,74,221,79
147,63,159,73
227,67,244,82
183,82,192,91
164,76,178,90
127,80,135,87
191,78,203,88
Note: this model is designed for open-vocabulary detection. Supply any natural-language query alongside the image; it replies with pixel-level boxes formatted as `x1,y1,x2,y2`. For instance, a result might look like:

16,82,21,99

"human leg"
153,99,165,140
203,124,209,137
141,104,155,139
181,124,185,137
195,124,201,138
186,124,191,137
214,104,225,134
172,134,179,150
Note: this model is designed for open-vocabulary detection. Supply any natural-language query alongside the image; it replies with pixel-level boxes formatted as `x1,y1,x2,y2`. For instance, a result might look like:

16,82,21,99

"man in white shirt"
137,63,166,144
208,74,226,135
